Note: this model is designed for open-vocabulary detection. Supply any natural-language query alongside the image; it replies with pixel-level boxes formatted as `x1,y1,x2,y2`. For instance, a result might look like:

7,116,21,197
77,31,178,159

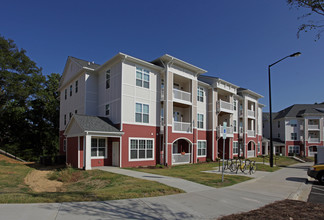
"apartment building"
263,104,324,157
59,53,264,169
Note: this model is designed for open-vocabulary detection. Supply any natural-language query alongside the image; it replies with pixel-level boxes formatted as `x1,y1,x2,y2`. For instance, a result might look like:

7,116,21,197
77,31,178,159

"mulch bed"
218,199,324,220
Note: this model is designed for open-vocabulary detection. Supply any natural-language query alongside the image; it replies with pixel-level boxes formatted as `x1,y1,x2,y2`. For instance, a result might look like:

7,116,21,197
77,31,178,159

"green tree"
0,35,60,161
287,0,324,40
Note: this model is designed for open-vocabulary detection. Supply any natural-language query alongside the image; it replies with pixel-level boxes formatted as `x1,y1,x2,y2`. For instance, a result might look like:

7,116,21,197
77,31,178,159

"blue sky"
1,0,323,112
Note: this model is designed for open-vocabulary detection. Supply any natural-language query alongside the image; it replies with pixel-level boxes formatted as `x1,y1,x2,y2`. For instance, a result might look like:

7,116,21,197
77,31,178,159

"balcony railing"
247,110,255,118
308,138,320,143
247,130,255,137
239,109,243,117
172,153,191,164
308,124,319,130
247,150,255,158
161,88,164,100
173,89,191,103
217,126,234,137
216,100,234,113
173,121,192,133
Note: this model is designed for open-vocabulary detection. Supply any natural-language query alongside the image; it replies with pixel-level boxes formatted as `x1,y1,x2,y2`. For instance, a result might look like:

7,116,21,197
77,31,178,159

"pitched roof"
273,104,324,120
73,115,122,133
69,56,101,69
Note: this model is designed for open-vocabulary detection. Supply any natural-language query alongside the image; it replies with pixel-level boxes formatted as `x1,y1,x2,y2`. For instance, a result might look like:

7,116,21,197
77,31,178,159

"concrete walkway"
0,162,313,220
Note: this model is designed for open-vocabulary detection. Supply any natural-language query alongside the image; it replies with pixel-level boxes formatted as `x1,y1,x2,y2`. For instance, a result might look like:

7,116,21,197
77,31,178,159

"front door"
112,142,120,167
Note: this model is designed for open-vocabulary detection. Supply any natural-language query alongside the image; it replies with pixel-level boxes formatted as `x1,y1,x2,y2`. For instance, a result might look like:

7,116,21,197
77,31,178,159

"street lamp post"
268,52,301,167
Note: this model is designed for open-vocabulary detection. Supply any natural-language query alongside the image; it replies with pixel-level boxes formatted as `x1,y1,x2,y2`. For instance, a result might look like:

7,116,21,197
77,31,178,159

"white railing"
308,124,319,130
172,153,191,164
217,126,234,137
217,100,234,112
247,110,255,118
308,138,320,143
161,88,164,100
173,89,191,103
173,121,192,132
160,118,164,133
247,130,255,137
239,127,244,138
239,109,243,117
308,151,316,157
247,150,255,158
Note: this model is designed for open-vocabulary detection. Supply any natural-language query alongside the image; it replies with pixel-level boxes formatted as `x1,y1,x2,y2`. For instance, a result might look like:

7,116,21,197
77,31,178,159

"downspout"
212,88,215,161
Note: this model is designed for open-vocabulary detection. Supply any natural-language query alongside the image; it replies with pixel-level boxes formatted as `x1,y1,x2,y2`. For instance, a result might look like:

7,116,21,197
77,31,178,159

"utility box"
315,146,324,165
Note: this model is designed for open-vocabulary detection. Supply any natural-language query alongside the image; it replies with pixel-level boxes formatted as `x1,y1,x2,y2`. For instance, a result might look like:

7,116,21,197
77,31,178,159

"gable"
59,58,83,90
64,118,83,137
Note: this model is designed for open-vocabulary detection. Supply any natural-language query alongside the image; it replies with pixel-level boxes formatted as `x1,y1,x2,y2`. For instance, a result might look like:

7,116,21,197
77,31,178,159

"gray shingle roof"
273,104,324,120
73,115,122,133
69,56,101,69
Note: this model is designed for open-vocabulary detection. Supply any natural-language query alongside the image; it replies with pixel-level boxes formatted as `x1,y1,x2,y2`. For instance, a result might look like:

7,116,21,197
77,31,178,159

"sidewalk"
0,162,313,220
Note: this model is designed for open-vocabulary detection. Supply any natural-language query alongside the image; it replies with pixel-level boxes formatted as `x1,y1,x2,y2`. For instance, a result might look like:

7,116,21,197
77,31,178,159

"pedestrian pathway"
96,166,214,193
0,162,313,220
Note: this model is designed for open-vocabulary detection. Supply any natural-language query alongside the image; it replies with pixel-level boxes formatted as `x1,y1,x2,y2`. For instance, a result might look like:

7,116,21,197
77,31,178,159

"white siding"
85,73,98,116
197,84,208,130
122,61,160,126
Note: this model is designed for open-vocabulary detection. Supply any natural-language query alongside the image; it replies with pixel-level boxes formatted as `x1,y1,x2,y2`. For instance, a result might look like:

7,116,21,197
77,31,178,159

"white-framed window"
105,104,110,116
234,120,237,132
197,114,204,129
291,133,297,140
64,89,67,100
258,142,260,153
234,99,237,110
288,145,300,154
70,85,72,96
197,141,207,157
233,142,238,154
136,67,150,89
278,121,280,128
63,139,66,152
106,69,110,89
69,112,72,119
75,80,78,93
75,110,77,114
64,114,66,125
197,87,204,102
135,103,149,123
278,133,280,138
129,138,154,160
91,138,107,158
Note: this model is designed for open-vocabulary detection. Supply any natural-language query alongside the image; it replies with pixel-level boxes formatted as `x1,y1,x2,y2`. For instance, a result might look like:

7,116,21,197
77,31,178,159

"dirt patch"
218,199,324,220
25,170,64,192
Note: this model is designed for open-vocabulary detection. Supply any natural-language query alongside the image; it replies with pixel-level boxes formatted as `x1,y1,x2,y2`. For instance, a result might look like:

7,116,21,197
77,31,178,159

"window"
198,141,207,156
63,139,66,152
70,85,72,96
75,80,78,93
130,139,153,160
278,133,280,138
258,142,260,153
291,133,297,140
64,89,67,100
136,67,150,88
290,120,297,127
197,87,204,102
91,138,106,157
278,121,280,128
106,69,110,89
75,110,77,114
69,112,72,119
233,142,238,154
105,104,110,116
234,99,237,110
234,120,237,132
197,114,204,129
64,114,66,125
288,145,300,154
135,103,149,123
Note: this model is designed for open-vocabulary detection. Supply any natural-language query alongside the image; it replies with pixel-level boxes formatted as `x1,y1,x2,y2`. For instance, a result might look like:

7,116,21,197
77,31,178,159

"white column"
85,134,92,170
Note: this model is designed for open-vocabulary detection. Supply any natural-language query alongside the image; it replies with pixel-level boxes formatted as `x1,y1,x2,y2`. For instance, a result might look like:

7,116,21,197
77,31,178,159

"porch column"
84,134,92,170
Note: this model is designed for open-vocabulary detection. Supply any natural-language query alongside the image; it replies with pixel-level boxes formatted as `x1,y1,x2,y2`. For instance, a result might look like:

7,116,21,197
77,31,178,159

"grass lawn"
0,159,183,203
250,156,299,167
129,162,251,188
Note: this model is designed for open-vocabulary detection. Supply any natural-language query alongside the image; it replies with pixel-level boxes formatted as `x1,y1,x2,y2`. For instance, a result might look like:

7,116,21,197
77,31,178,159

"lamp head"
289,52,301,57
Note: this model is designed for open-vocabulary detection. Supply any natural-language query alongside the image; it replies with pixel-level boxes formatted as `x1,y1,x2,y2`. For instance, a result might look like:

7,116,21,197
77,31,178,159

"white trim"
197,140,207,157
90,137,108,159
233,141,239,155
78,137,80,168
119,137,122,168
128,137,155,162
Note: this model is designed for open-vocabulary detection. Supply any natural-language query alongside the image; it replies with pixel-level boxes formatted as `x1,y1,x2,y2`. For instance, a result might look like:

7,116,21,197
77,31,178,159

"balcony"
161,88,164,101
239,127,244,138
308,138,320,143
247,110,255,118
216,100,234,114
172,153,191,164
239,109,243,118
173,89,191,104
173,121,192,133
308,124,319,130
217,125,234,138
247,130,255,137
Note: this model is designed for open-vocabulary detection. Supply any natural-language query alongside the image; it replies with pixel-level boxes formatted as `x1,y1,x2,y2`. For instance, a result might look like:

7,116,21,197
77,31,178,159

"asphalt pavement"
0,162,313,220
